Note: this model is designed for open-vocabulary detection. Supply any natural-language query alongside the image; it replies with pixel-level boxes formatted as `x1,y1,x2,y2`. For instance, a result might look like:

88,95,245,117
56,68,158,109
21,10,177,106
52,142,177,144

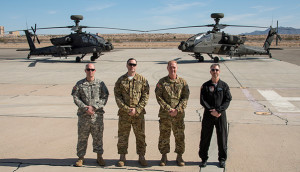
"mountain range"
241,27,300,35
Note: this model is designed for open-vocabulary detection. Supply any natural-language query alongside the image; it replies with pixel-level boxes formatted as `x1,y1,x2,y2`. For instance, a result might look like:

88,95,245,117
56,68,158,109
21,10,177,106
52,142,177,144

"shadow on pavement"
0,158,199,169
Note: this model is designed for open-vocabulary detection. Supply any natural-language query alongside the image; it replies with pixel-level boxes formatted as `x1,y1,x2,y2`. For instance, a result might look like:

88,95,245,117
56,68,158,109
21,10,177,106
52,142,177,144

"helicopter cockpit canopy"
194,33,213,45
90,34,106,44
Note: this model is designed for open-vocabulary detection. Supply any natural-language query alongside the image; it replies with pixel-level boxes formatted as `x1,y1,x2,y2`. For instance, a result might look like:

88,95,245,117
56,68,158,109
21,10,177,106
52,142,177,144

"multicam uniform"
72,78,109,158
155,76,190,155
114,73,149,155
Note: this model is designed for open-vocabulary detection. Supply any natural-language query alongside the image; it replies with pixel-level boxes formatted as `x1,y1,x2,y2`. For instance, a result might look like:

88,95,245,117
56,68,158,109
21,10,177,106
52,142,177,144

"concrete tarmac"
0,48,300,172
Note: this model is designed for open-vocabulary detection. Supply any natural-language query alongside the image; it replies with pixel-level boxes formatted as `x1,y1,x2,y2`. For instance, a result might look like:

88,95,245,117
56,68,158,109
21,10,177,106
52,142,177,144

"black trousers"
199,111,228,161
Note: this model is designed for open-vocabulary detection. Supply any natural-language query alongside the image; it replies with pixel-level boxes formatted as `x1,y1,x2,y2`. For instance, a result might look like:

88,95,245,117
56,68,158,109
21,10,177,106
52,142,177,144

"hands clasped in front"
210,109,221,118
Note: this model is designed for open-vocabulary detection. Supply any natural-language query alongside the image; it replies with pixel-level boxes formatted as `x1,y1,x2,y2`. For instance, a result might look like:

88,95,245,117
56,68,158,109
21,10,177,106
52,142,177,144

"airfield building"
9,31,20,36
0,26,4,36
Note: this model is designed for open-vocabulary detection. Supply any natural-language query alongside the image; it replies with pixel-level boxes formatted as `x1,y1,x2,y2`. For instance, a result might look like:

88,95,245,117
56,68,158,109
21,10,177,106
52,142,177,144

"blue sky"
1,0,300,35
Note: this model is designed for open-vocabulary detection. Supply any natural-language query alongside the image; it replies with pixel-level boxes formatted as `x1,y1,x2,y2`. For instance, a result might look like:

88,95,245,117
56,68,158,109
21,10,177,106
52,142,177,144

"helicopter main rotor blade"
33,26,146,32
146,24,269,32
85,26,146,32
222,24,269,29
35,26,73,30
146,25,210,32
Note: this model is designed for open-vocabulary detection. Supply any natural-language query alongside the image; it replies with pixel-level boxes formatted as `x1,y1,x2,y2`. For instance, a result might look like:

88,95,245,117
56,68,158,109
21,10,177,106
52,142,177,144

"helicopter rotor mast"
70,15,83,33
211,13,224,32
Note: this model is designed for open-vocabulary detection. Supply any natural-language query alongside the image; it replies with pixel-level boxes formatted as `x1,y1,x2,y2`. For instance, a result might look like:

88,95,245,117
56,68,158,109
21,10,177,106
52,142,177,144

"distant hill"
241,27,300,35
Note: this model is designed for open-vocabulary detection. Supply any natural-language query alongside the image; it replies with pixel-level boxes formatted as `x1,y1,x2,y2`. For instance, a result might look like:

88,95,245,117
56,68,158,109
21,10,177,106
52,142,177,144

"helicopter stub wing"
193,43,222,54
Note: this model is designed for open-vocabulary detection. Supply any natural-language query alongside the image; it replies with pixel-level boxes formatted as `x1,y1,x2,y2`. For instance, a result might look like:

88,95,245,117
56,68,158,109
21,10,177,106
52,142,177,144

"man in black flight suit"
199,64,232,168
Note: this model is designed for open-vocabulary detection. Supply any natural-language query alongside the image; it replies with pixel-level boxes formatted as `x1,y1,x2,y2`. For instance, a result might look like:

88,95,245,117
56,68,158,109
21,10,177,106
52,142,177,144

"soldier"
71,63,109,167
199,64,232,168
114,58,150,167
155,60,190,166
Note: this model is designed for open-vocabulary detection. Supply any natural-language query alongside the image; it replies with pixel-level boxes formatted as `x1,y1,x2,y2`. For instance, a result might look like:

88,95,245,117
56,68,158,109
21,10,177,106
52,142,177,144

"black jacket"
200,79,232,115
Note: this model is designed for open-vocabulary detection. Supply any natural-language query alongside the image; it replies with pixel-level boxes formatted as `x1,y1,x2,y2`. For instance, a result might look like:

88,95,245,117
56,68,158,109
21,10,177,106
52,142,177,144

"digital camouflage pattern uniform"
72,78,109,158
114,73,149,155
155,76,190,155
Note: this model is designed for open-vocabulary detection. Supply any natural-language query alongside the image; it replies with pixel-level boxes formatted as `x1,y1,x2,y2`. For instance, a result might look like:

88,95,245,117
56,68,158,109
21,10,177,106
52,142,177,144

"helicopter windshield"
91,34,106,44
194,33,213,45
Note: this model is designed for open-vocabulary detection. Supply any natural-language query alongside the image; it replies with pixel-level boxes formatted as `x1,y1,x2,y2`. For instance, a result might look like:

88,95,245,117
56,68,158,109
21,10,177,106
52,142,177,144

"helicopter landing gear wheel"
75,54,86,62
195,53,204,62
27,54,31,59
91,52,100,61
214,57,219,63
76,56,81,63
269,53,272,58
91,56,96,61
198,56,204,62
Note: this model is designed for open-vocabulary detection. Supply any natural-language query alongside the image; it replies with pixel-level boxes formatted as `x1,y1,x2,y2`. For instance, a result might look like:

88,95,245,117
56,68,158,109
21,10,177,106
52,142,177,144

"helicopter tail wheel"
213,57,219,63
76,56,81,63
269,53,272,58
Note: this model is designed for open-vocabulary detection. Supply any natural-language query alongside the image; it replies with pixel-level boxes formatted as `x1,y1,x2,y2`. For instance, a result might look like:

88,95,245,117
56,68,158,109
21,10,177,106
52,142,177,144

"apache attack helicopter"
24,15,143,62
148,13,282,63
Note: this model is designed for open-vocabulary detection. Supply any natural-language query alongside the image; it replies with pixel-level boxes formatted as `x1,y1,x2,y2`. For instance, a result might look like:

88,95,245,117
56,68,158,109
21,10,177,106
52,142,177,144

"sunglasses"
128,63,137,67
86,68,95,71
211,69,219,72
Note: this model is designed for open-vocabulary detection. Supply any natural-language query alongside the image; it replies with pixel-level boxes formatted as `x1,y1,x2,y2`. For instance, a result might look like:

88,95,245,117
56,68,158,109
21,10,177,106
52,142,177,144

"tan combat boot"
176,154,185,166
75,157,84,167
159,154,167,166
97,153,105,166
117,154,126,167
138,154,147,166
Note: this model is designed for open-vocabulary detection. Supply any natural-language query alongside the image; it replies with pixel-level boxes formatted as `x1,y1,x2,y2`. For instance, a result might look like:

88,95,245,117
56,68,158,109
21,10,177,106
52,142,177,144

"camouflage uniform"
72,78,109,158
114,73,149,155
155,76,189,155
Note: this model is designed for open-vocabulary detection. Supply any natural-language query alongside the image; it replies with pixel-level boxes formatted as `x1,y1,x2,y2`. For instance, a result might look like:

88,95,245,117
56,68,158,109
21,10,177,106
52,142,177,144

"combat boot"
138,154,147,166
97,153,105,166
75,157,84,167
176,154,185,166
117,154,126,167
159,154,167,166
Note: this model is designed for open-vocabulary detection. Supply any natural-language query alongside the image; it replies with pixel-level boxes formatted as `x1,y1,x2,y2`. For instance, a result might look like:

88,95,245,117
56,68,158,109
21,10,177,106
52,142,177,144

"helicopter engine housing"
224,35,245,44
50,36,72,46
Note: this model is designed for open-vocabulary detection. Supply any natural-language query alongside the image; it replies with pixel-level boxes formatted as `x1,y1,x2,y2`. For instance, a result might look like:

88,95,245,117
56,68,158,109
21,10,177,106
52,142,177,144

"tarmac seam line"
11,162,22,172
223,61,243,88
241,88,289,125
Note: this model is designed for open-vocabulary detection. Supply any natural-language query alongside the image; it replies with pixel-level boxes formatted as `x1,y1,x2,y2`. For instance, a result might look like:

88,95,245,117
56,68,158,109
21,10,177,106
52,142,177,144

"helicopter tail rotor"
31,24,40,44
263,25,282,50
275,20,282,46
